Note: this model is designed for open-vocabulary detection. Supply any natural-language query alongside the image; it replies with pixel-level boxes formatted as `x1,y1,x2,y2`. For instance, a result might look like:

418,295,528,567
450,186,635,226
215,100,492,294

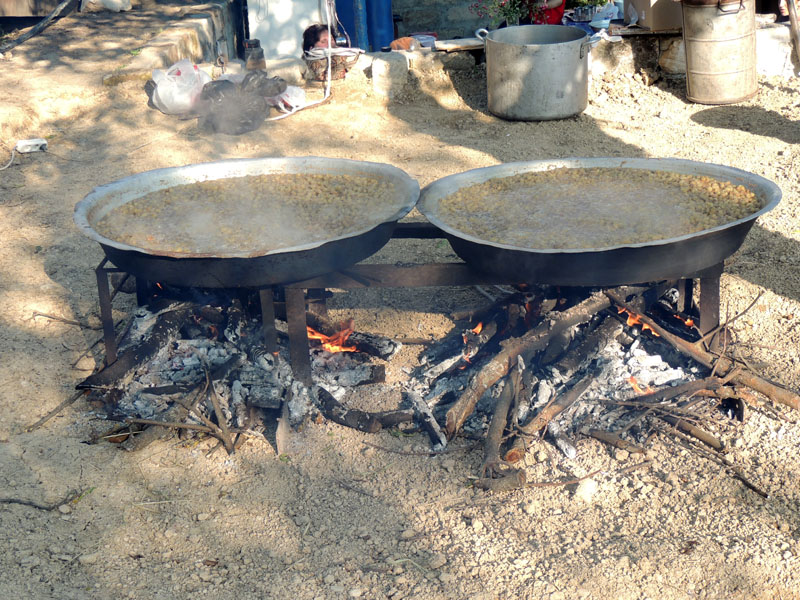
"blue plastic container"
366,0,393,52
335,0,369,50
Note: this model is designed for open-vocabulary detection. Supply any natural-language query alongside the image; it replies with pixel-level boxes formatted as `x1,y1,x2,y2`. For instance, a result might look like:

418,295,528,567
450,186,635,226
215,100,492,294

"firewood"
445,290,629,439
480,376,515,478
502,317,623,463
659,415,723,451
587,429,645,454
405,390,447,450
474,469,527,492
306,312,402,360
606,290,800,412
315,386,383,433
77,303,192,390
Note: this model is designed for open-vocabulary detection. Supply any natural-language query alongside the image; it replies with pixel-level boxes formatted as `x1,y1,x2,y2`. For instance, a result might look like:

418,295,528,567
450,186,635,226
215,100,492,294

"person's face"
314,30,330,48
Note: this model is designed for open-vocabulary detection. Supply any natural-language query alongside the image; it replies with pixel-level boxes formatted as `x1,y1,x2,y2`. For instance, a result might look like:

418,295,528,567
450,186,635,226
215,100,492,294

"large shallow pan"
417,157,781,286
75,157,420,288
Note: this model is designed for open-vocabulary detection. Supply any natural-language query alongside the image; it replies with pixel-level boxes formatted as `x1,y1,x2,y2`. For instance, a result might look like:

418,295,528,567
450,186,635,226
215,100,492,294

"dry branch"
606,291,800,411
474,469,527,492
480,376,515,477
587,429,645,454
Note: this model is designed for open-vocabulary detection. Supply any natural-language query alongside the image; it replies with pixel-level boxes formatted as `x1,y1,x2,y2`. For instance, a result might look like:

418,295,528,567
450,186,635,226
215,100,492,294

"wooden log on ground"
480,376,515,477
315,387,414,433
587,429,645,454
474,469,527,492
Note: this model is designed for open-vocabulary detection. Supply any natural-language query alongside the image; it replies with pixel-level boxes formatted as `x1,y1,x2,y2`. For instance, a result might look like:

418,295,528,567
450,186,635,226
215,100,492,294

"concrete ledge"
103,1,230,86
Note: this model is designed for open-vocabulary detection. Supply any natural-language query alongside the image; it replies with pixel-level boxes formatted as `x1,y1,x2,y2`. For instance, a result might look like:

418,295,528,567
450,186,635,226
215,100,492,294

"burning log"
444,290,630,439
501,312,621,463
416,320,498,382
305,313,402,361
606,290,800,411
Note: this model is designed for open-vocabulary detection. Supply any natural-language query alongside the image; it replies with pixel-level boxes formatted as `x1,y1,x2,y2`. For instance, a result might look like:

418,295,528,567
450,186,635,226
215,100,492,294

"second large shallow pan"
74,157,420,288
417,157,781,286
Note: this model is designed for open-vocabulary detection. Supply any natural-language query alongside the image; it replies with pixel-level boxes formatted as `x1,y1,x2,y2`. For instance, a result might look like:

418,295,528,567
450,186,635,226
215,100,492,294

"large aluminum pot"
476,25,600,121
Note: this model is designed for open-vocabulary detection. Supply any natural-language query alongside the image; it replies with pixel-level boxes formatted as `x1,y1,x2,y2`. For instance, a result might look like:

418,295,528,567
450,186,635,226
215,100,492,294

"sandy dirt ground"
1,4,800,600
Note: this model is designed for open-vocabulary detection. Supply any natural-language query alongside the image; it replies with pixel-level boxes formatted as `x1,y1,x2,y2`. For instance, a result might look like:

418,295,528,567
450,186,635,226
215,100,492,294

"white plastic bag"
266,85,307,113
151,59,212,115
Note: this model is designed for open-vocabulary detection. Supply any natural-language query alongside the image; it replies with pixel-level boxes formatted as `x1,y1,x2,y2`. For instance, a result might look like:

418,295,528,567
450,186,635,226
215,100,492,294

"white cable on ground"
0,148,17,170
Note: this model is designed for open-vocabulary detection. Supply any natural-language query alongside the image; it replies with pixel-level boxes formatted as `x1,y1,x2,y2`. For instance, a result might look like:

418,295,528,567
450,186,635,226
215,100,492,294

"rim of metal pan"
74,156,421,259
417,157,782,254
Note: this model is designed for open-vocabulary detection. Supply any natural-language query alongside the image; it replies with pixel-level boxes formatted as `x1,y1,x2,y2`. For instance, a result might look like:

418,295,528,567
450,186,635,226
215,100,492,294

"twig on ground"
0,488,85,511
25,390,86,432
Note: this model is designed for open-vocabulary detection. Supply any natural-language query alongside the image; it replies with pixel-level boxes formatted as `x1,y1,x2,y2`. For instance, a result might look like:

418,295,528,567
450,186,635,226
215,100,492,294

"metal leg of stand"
259,288,279,355
95,260,118,365
678,278,694,315
135,278,150,307
285,287,312,385
698,262,723,350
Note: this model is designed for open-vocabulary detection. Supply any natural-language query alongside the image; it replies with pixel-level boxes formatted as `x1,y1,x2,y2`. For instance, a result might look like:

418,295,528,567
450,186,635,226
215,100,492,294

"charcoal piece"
77,305,191,390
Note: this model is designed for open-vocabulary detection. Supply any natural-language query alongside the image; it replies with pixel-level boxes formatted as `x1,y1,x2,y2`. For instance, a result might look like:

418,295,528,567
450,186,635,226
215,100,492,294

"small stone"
349,589,363,598
535,449,549,463
574,479,598,503
439,572,454,584
523,502,536,516
196,513,211,521
472,519,484,533
614,449,630,461
665,472,680,487
400,528,416,540
331,585,346,593
198,572,213,582
550,591,566,600
79,552,100,565
323,574,336,584
441,459,456,472
784,551,793,560
429,554,447,569
58,504,72,514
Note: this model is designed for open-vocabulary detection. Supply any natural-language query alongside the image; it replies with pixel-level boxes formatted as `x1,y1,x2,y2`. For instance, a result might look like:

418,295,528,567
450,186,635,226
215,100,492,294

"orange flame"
628,376,654,395
674,314,695,327
471,322,484,335
307,325,356,353
617,308,660,337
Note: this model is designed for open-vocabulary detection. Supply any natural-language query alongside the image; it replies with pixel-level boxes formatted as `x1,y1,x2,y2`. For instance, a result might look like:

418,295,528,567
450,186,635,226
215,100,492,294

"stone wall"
390,0,486,40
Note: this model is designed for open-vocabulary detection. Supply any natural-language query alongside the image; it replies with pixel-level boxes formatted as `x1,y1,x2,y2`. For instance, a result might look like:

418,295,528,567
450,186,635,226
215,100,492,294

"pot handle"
475,28,489,42
580,30,622,58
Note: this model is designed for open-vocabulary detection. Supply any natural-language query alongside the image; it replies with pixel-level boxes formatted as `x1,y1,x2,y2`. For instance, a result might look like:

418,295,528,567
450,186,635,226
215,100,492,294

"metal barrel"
681,0,757,104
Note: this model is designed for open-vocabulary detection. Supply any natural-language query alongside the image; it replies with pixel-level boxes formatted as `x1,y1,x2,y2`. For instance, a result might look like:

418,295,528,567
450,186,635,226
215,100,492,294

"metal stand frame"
94,223,724,378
